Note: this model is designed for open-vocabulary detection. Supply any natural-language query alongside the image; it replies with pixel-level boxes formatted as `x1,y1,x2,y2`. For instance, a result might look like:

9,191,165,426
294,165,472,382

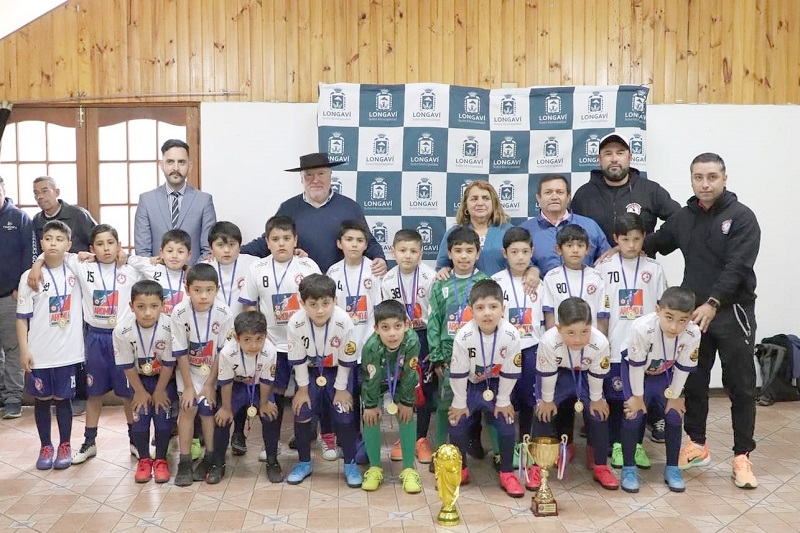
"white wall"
202,101,799,387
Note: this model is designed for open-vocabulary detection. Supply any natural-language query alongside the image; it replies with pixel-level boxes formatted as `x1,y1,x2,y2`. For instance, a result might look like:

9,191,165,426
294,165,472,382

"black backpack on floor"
755,334,800,406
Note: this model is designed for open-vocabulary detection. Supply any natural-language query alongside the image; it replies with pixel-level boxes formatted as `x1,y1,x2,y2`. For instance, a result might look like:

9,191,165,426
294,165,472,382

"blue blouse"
435,222,514,276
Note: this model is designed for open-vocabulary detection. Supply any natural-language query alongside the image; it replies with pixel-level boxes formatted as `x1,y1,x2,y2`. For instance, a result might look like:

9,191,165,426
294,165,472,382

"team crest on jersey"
690,348,699,362
87,374,95,387
344,341,357,355
237,277,246,290
68,276,76,287
270,364,277,378
641,272,651,283
156,340,166,351
18,297,24,306
587,284,597,295
612,376,623,391
294,274,305,285
513,353,522,368
34,377,44,391
116,273,127,284
626,203,642,215
678,344,685,354
212,322,220,334
408,357,418,370
500,347,507,359
366,363,377,379
531,291,538,302
364,279,372,290
581,357,592,367
600,356,610,369
721,219,732,235
417,287,426,298
330,336,341,348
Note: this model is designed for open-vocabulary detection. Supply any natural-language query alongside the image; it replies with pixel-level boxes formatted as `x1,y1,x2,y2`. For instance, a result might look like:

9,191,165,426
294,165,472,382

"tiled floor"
1,397,799,532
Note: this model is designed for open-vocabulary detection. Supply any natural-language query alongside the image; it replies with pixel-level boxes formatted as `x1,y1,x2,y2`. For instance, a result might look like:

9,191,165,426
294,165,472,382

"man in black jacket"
571,133,680,247
644,152,760,490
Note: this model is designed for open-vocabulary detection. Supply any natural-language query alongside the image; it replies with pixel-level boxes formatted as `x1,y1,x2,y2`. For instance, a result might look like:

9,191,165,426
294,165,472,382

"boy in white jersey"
171,264,234,486
285,274,363,488
114,280,175,483
127,229,192,317
597,213,667,469
17,221,84,470
448,279,524,497
619,287,700,493
203,221,259,455
542,224,609,334
213,311,282,482
380,229,436,463
535,297,619,490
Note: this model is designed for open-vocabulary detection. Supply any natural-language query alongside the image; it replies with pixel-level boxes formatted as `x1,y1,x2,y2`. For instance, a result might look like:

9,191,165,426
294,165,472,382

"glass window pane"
100,206,130,248
17,121,47,161
0,124,16,161
128,119,158,161
99,122,127,161
157,123,187,152
129,162,159,201
22,206,39,219
99,162,129,204
0,164,19,203
128,206,138,249
18,163,48,205
47,123,77,162
48,164,78,205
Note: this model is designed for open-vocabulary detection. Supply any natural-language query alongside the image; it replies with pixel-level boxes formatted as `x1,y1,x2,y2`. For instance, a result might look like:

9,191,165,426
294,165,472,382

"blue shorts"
230,381,266,413
85,327,132,398
603,362,625,403
131,375,178,432
296,366,355,424
621,362,669,414
512,344,538,409
450,381,514,436
273,351,290,390
26,363,80,399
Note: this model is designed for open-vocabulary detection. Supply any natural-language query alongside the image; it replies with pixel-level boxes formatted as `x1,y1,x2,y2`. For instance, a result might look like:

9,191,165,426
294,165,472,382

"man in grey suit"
134,139,217,264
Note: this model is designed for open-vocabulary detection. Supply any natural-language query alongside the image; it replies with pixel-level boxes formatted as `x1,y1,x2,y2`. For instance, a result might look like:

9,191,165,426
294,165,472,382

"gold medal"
482,389,495,402
627,310,637,320
518,326,526,336
315,375,327,387
274,309,282,319
141,362,153,376
386,401,399,415
664,387,675,399
574,400,585,413
247,405,258,418
351,315,359,325
58,317,67,328
199,364,211,376
108,316,117,326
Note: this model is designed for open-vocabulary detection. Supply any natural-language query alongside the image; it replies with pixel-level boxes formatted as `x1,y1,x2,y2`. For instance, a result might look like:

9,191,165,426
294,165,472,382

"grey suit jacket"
134,184,217,265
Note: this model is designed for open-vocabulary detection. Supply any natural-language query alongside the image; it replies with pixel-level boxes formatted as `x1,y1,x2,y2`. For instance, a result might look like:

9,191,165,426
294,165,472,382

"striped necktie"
170,191,180,228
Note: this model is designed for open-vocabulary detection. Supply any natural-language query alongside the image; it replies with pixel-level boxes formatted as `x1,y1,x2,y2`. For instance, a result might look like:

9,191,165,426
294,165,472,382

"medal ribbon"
240,348,260,407
619,255,640,291
660,332,679,383
479,328,498,391
399,267,418,322
452,270,475,322
217,259,238,307
566,348,584,401
344,258,365,305
165,269,185,309
557,438,568,480
271,256,294,295
310,320,330,377
507,268,528,328
385,347,403,403
562,265,585,298
45,263,68,317
191,305,213,361
135,322,158,369
97,261,118,319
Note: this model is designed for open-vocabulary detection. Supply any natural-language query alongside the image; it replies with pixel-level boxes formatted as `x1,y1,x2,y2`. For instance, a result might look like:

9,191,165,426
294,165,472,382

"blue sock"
132,431,150,459
84,426,98,446
295,421,314,463
335,420,357,463
261,416,281,458
55,399,73,445
34,399,52,447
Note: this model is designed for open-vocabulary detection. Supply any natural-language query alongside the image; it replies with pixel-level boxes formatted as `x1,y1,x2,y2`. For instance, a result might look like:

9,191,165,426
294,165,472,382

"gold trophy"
432,444,462,526
528,435,567,517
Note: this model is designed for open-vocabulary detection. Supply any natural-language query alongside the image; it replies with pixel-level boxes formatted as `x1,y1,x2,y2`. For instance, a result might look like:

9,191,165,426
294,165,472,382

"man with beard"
571,133,680,247
134,139,217,265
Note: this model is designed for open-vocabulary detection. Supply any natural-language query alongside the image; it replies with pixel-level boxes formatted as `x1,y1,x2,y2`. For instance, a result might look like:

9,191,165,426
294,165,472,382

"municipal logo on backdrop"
497,180,521,211
630,133,646,165
328,132,346,156
359,129,401,170
489,131,529,173
445,174,476,216
368,217,402,258
546,94,561,114
372,222,388,244
449,87,489,128
409,177,438,210
400,216,444,259
580,91,609,122
403,128,447,172
318,127,357,169
460,180,473,202
321,88,352,120
492,94,524,126
417,222,433,245
377,89,392,111
452,135,484,169
571,130,606,171
364,134,395,165
586,134,601,156
412,89,441,120
615,87,648,128
575,134,601,168
331,177,343,194
357,172,401,214
465,93,481,114
632,90,646,113
532,132,571,172
360,85,404,126
531,88,572,129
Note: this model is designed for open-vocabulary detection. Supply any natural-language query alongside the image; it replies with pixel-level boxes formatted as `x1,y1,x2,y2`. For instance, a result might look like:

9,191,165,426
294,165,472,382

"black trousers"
684,304,757,455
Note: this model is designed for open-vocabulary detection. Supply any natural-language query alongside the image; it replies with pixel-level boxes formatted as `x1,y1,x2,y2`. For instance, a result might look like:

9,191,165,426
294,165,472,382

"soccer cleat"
130,443,140,459
286,461,313,485
499,471,525,498
190,438,203,460
343,462,363,488
415,438,433,464
36,445,54,470
678,439,711,470
53,442,72,469
620,466,639,493
635,443,651,469
206,464,225,484
664,465,686,492
319,433,340,461
461,467,470,485
361,466,384,491
592,465,619,490
135,458,153,483
230,431,247,456
174,461,194,486
193,458,210,481
732,454,758,489
72,442,97,465
265,456,284,483
611,442,623,468
390,440,403,461
2,402,21,419
400,468,422,494
650,419,666,443
525,465,541,491
153,459,170,483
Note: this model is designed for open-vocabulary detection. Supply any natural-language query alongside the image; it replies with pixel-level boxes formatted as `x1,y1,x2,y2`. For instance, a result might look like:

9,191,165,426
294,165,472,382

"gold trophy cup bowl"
432,444,462,526
528,435,565,517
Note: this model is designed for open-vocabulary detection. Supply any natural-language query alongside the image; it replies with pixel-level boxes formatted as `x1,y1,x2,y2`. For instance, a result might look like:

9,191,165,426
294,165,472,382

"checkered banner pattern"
317,83,649,263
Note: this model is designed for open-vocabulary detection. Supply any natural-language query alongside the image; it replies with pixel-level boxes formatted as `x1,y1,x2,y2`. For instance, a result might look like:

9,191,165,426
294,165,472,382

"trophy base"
532,499,558,517
437,510,460,526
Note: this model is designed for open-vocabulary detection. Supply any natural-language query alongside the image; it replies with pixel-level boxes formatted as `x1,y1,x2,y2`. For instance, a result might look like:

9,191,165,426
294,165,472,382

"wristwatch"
706,297,720,309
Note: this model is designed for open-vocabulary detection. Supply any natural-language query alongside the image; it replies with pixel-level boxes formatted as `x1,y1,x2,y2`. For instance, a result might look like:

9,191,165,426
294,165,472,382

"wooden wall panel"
1,0,798,105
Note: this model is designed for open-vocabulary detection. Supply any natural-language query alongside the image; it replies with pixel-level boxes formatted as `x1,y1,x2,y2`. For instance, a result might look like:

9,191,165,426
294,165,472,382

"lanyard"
661,332,679,382
191,306,213,345
452,271,475,321
136,323,158,363
399,267,418,322
344,258,365,301
562,266,585,298
566,348,584,399
217,259,238,307
310,320,330,373
507,268,527,325
385,348,403,400
165,268,185,308
619,255,640,291
240,348,260,406
97,261,118,316
271,257,294,294
45,263,67,314
479,328,498,386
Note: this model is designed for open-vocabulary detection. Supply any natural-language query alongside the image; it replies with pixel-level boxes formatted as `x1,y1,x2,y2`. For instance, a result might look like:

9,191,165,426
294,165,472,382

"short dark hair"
265,215,296,237
299,273,336,301
42,220,71,241
130,279,164,302
234,310,268,336
537,174,571,195
690,152,726,174
557,297,592,326
374,300,408,326
658,287,696,314
160,229,192,251
556,224,589,247
613,213,645,237
469,279,503,305
447,226,480,252
90,224,120,245
337,219,370,241
161,139,190,156
502,226,532,249
208,221,242,246
186,263,219,287
392,229,422,246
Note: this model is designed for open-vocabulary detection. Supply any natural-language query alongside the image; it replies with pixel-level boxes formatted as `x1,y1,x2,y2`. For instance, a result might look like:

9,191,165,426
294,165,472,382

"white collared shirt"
166,182,188,210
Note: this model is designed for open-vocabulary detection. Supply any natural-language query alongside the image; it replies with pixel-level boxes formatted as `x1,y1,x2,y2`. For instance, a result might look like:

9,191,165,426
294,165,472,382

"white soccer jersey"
327,257,383,358
127,256,187,316
217,337,278,386
286,306,357,391
623,313,701,397
597,255,667,362
450,320,522,408
537,326,610,402
542,265,609,327
16,264,84,369
171,299,234,394
203,253,260,318
381,263,436,330
238,256,321,351
113,313,174,375
491,269,544,349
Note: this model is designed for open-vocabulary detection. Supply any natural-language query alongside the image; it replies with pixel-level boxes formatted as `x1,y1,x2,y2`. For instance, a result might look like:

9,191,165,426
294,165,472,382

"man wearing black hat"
241,153,386,275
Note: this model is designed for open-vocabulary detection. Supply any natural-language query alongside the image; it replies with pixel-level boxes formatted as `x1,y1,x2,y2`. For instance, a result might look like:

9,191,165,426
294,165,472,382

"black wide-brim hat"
285,152,346,172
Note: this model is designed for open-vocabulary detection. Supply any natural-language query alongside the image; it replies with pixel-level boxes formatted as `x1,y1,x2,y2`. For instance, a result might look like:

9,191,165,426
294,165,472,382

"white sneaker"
72,443,97,464
319,433,341,461
130,443,140,459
